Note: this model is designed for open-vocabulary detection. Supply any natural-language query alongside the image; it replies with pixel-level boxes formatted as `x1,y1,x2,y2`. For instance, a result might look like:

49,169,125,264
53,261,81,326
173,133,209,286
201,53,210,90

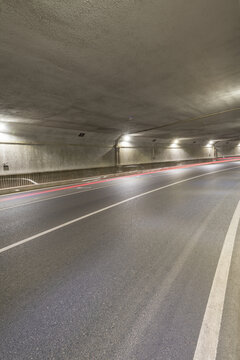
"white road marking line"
0,164,240,212
0,160,239,201
115,200,224,360
193,200,240,360
82,177,101,182
0,184,115,211
1,166,240,254
0,160,238,200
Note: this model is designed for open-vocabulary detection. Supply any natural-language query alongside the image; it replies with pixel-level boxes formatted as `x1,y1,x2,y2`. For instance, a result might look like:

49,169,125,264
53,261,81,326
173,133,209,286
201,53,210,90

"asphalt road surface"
1,161,240,360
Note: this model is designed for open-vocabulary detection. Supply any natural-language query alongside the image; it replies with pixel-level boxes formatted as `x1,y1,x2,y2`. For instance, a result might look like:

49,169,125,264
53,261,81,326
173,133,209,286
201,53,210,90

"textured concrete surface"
217,143,240,158
0,0,239,141
1,161,240,359
0,142,214,175
0,143,115,174
120,144,213,166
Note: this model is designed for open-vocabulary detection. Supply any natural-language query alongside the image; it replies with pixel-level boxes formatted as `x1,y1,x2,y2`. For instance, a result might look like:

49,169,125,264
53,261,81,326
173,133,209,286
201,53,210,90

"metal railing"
0,166,122,190
0,158,219,191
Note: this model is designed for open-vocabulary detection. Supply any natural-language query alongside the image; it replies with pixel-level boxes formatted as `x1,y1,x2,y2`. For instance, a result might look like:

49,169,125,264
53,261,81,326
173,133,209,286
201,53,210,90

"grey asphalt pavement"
1,161,240,360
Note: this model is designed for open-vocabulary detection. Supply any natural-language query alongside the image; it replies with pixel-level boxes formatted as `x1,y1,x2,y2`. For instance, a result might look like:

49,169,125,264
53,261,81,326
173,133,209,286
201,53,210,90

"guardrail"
0,168,113,190
0,158,219,191
0,176,39,189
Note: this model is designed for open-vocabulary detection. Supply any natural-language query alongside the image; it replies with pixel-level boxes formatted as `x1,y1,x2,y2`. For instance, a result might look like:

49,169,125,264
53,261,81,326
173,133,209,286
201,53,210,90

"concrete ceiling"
0,0,240,141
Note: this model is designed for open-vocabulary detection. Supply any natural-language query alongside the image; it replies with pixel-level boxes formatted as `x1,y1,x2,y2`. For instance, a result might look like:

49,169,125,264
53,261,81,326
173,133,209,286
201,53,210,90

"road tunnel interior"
0,0,239,177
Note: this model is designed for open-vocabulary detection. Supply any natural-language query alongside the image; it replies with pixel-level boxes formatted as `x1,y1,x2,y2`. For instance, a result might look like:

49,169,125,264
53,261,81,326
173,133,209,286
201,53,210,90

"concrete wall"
0,140,214,175
0,125,117,175
120,144,214,165
0,143,115,175
216,144,240,158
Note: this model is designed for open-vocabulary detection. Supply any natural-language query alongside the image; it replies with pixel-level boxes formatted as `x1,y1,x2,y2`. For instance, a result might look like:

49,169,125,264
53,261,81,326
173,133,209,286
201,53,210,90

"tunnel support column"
114,136,121,168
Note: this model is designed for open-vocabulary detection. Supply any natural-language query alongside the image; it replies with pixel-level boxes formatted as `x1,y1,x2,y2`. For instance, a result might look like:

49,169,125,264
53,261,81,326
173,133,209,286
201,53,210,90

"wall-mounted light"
205,140,214,148
0,122,7,132
120,134,131,147
0,122,11,141
170,139,180,148
122,134,130,141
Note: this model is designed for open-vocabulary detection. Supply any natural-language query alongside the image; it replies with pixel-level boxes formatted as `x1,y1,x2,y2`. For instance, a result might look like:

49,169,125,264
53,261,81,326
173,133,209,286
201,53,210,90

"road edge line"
193,200,240,360
1,166,240,254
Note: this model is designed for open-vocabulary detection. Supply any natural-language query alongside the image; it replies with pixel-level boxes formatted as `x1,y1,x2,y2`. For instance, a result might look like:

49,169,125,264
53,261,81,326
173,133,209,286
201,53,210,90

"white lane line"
1,166,240,255
1,164,240,212
82,177,101,182
1,161,239,200
193,200,240,360
0,184,115,212
115,200,224,360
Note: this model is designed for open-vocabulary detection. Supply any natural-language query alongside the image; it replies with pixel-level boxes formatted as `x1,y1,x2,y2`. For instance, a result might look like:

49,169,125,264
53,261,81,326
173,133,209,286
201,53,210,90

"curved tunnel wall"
0,142,214,176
